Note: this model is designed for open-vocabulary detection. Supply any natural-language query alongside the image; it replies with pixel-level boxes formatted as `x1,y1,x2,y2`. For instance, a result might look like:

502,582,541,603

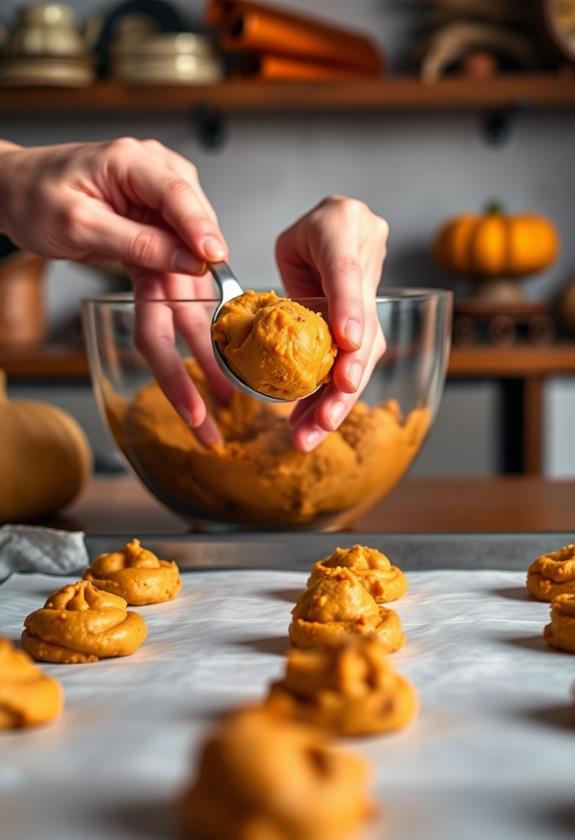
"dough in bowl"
268,636,418,737
212,290,337,400
289,567,404,652
180,706,372,840
0,637,64,729
21,580,147,664
544,593,575,653
308,544,407,603
84,538,181,605
526,544,575,602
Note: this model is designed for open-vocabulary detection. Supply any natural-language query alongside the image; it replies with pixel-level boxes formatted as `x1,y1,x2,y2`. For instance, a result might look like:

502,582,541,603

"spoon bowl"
209,261,323,404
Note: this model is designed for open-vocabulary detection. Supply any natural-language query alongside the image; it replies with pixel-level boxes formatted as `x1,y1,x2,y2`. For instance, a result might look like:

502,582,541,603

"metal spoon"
209,261,288,404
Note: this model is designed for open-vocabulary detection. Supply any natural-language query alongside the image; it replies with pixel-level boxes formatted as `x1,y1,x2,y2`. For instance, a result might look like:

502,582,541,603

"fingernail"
202,236,226,261
173,248,203,274
329,400,346,428
347,362,362,391
304,429,323,451
176,403,194,427
199,418,223,449
344,318,362,348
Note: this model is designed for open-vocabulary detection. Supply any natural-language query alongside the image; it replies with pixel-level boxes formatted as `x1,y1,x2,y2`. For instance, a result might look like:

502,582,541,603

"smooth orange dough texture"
0,637,64,729
84,538,181,605
180,706,372,840
106,361,430,528
544,594,575,653
212,290,337,400
526,544,575,602
268,637,418,737
21,580,147,664
308,544,407,603
289,567,404,652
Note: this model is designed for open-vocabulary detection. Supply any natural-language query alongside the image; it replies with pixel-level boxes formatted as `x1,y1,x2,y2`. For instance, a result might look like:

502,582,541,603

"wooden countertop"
51,476,575,535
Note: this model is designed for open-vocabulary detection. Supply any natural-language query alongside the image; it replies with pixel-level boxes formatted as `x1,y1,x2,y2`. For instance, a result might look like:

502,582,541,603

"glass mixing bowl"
83,290,452,531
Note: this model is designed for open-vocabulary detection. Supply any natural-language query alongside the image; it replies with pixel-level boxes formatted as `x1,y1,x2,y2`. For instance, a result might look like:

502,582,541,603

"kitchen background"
2,0,575,477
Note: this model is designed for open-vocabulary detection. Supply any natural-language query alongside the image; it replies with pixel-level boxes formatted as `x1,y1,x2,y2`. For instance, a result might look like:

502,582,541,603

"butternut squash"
0,370,91,523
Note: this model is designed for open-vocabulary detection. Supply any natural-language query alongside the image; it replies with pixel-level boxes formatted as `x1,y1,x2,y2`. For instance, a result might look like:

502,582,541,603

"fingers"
76,199,206,274
290,321,386,453
130,270,222,448
162,273,234,405
105,140,228,264
302,198,372,352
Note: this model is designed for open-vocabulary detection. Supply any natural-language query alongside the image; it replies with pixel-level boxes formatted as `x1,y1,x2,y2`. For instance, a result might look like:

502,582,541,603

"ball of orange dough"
84,539,181,605
212,290,337,400
544,593,575,653
22,580,147,664
268,637,418,737
0,637,63,729
526,544,575,602
308,544,408,603
180,706,372,840
289,567,404,653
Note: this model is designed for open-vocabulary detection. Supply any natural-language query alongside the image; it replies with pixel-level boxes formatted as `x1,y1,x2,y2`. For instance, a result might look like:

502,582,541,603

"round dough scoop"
210,262,336,403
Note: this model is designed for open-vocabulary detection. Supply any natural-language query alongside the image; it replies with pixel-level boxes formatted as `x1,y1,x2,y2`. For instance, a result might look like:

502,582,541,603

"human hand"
275,196,388,452
0,138,232,446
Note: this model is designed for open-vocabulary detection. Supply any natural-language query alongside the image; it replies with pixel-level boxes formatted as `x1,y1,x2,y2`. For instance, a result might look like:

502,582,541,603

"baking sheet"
85,531,575,572
1,567,574,840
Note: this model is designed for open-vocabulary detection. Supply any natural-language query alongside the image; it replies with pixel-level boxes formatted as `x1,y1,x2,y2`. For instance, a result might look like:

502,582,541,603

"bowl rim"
83,288,453,305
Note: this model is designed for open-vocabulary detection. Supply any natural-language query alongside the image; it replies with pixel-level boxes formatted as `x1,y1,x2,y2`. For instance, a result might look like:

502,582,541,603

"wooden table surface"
52,476,575,535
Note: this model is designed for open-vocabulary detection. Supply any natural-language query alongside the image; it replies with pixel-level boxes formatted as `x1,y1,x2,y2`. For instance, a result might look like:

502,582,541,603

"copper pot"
0,252,47,347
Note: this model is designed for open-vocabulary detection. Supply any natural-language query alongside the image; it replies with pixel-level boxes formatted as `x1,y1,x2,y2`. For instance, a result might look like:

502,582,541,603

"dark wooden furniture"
50,475,575,534
0,75,574,116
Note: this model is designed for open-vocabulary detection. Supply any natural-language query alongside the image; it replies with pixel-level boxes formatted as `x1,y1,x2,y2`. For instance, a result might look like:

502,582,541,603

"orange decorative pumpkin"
433,204,559,278
0,371,92,523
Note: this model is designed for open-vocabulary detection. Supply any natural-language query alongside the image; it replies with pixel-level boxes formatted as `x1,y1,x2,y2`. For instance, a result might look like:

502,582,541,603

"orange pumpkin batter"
268,637,417,737
289,567,404,652
212,290,337,400
308,544,407,602
527,544,575,602
180,706,372,840
0,637,64,729
22,580,147,664
84,539,181,606
544,593,575,653
106,361,430,529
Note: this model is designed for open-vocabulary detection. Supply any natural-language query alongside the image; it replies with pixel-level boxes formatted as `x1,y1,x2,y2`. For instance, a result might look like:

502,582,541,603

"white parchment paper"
0,569,574,840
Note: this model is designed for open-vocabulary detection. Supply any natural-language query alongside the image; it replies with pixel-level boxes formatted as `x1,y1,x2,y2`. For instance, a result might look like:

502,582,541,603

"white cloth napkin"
0,525,88,583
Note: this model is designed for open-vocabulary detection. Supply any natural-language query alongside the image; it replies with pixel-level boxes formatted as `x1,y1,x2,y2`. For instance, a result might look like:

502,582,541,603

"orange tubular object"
207,0,383,74
238,54,374,80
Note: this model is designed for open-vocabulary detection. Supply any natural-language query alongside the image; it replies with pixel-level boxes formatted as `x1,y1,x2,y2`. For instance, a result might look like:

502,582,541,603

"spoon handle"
210,261,243,306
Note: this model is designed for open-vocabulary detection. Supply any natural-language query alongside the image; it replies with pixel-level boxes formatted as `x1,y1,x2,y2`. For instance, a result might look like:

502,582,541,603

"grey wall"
2,0,575,475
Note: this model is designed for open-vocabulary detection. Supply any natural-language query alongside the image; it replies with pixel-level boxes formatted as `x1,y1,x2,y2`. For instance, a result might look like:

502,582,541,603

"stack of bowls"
0,4,94,87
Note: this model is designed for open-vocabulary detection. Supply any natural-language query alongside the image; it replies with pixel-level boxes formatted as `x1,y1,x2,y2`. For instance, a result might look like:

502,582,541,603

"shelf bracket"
482,102,524,147
192,104,227,151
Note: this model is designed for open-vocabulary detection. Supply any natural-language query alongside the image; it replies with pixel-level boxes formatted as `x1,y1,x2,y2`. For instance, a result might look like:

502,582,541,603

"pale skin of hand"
0,137,233,447
276,196,388,452
0,140,388,453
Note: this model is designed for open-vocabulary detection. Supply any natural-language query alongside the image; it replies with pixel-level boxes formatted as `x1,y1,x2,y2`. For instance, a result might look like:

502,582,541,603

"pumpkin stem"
0,369,5,399
485,200,505,216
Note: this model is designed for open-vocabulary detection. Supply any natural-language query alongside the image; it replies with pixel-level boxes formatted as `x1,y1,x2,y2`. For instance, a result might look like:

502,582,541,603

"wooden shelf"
448,344,575,377
1,74,575,116
0,346,89,379
4,343,575,381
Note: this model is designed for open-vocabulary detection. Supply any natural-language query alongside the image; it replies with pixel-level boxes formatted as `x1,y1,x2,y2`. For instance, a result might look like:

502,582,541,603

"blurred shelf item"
0,74,575,115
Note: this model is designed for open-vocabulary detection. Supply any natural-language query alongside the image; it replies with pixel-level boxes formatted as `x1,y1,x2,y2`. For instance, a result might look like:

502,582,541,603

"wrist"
0,142,22,235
